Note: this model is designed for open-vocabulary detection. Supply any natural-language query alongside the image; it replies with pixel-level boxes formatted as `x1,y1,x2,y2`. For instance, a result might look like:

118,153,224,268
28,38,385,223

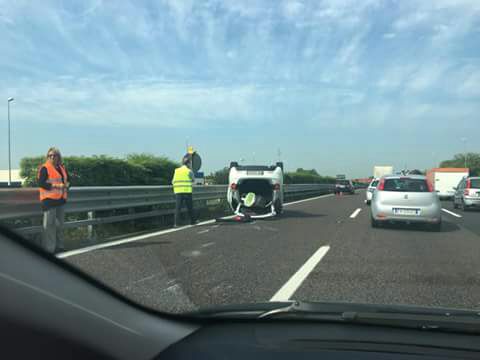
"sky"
1,0,479,178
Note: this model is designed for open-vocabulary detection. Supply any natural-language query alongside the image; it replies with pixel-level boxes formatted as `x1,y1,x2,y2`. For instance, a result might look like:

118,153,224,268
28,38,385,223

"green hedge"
284,168,336,184
20,153,179,187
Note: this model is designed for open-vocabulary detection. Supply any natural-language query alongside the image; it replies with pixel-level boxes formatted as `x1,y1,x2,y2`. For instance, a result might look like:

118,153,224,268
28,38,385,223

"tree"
440,153,480,176
207,167,229,184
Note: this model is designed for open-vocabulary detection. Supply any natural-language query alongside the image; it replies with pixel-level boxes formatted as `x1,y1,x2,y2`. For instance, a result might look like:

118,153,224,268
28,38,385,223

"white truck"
373,166,394,179
227,162,284,218
426,168,469,199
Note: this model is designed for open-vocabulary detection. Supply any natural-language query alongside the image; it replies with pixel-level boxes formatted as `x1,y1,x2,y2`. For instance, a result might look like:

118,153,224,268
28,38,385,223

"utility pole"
7,97,14,187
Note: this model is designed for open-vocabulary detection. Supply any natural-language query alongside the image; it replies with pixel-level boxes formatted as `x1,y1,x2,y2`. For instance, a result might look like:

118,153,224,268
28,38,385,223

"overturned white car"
227,162,284,218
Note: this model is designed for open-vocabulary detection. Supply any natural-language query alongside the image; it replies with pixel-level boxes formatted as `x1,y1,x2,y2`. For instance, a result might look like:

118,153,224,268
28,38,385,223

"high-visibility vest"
172,166,193,194
38,162,68,201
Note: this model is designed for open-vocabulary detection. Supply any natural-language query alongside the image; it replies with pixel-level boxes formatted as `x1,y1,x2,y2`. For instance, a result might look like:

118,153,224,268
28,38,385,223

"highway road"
63,191,480,314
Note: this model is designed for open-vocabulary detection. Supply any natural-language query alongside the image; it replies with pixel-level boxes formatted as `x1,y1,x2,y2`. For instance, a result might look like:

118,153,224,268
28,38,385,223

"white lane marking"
284,193,334,206
350,208,362,218
201,242,215,248
57,216,235,258
441,208,462,218
59,193,337,259
270,245,330,302
198,229,210,234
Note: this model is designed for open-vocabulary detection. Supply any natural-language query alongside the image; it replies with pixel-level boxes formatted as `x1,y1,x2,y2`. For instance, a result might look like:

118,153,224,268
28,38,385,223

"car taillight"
377,178,385,190
230,183,237,190
272,183,280,191
464,179,471,196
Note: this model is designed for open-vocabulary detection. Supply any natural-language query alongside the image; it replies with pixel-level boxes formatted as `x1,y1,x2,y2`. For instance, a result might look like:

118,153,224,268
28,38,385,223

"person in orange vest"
37,147,70,253
172,155,197,227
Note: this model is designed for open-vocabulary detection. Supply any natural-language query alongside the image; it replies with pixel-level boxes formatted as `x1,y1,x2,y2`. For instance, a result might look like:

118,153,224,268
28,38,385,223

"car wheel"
366,200,371,205
371,217,379,228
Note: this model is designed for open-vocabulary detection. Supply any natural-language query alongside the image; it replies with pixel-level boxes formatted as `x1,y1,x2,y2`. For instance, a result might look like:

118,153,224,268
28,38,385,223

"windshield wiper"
189,301,480,333
257,301,480,334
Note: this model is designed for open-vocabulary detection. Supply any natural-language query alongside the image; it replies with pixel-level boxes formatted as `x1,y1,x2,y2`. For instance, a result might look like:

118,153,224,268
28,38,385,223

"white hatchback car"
227,162,284,218
365,178,380,205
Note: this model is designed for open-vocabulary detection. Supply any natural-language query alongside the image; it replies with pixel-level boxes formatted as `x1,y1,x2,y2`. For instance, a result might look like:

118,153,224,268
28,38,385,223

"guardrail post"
87,211,96,243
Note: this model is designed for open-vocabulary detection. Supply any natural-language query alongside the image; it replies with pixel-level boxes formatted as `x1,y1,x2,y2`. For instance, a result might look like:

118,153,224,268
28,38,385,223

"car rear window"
470,179,480,188
371,180,379,187
337,180,349,185
383,178,430,192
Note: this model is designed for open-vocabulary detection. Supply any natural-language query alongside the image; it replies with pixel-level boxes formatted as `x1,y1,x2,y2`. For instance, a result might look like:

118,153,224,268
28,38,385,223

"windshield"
470,179,480,189
383,178,430,192
1,1,480,317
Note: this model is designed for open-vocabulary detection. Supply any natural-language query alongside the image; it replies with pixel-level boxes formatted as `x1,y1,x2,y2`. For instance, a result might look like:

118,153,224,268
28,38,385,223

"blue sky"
1,0,479,177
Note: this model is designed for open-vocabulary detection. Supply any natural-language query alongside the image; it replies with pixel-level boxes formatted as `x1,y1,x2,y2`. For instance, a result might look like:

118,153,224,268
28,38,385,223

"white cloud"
383,32,396,39
283,0,304,19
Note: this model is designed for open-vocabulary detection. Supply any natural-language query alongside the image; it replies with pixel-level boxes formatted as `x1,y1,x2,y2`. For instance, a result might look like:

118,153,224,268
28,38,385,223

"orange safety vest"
38,162,68,201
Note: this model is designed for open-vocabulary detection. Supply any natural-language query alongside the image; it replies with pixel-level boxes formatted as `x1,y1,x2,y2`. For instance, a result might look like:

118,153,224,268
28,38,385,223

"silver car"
371,175,442,231
453,176,480,211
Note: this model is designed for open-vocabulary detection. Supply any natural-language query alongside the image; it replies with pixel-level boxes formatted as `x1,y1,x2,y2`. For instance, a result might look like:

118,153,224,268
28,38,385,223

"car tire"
371,217,379,228
366,200,371,205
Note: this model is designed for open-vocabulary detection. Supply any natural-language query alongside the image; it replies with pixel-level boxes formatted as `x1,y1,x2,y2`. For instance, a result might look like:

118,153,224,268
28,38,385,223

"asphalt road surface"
63,191,480,313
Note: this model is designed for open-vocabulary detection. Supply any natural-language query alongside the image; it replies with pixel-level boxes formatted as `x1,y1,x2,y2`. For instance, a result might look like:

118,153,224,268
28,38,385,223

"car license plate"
247,171,263,175
393,208,420,216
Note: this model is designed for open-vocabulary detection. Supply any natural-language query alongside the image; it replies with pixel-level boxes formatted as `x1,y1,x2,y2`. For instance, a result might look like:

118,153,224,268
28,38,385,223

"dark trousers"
174,193,195,225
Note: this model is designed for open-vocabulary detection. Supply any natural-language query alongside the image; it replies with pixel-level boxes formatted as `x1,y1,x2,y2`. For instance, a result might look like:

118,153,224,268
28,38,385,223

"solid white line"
57,217,235,259
58,193,336,259
350,208,362,218
270,245,330,302
441,208,462,218
284,193,334,206
198,229,210,234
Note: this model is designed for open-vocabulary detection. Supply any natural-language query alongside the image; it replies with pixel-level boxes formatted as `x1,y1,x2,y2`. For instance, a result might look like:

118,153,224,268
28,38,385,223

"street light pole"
461,137,467,169
7,97,14,187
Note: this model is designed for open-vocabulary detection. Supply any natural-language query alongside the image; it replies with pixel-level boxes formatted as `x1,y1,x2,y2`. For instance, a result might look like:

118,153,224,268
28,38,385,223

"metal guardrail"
0,184,335,237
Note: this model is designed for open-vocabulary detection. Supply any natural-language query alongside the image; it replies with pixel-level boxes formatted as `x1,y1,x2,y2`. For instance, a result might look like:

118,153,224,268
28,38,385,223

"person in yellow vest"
37,147,70,253
172,156,197,227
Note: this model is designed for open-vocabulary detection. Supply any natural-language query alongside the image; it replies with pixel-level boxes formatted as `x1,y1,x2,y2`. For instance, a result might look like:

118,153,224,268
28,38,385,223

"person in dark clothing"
37,147,70,253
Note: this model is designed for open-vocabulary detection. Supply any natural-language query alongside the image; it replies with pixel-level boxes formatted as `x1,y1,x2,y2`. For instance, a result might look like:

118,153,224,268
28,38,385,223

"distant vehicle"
373,166,394,178
365,178,380,205
335,179,355,195
371,175,442,231
453,176,480,211
227,162,284,218
426,168,469,199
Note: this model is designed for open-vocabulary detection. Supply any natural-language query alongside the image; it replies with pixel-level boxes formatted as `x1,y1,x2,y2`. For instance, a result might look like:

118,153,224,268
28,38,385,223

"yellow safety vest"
172,166,193,194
